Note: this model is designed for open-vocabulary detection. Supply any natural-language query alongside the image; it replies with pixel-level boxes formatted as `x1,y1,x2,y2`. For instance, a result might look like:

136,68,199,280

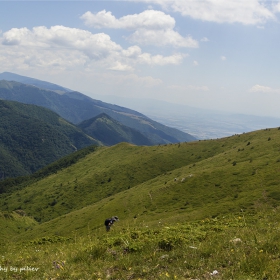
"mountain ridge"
0,73,196,144
78,113,154,146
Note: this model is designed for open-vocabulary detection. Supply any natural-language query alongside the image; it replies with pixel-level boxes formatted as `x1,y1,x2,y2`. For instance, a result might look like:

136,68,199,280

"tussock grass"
1,208,280,279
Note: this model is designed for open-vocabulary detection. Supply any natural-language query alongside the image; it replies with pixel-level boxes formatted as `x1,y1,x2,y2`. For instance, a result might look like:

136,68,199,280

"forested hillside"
78,113,154,146
0,100,98,179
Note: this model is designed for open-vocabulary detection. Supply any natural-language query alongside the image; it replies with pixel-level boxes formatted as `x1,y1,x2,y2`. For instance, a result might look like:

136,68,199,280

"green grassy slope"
1,128,280,279
2,209,280,279
0,211,37,243
1,127,280,240
0,139,224,222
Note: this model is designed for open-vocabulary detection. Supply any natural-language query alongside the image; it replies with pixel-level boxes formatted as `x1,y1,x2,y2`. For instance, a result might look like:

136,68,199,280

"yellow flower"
259,249,263,253
166,272,170,277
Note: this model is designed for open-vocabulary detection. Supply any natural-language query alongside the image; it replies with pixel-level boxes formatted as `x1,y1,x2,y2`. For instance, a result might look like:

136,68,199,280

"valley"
1,73,280,279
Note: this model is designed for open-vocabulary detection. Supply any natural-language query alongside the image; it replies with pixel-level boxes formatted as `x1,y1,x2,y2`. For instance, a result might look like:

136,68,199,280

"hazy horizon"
1,1,280,117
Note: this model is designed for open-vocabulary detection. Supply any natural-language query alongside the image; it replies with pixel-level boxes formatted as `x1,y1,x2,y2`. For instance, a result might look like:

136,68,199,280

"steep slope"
0,77,196,144
78,113,153,146
2,126,280,232
10,127,280,239
0,100,99,179
0,210,37,242
0,139,225,222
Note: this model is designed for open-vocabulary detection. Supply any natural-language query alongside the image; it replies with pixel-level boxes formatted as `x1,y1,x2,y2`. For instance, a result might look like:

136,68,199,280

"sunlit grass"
1,128,280,278
1,208,280,279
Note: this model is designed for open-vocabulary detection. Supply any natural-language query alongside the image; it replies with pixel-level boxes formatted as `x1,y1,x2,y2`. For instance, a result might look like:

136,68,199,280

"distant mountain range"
92,94,280,139
0,72,197,179
0,72,196,144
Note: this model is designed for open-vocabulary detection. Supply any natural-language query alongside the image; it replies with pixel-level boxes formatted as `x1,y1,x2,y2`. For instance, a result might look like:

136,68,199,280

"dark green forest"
0,100,98,179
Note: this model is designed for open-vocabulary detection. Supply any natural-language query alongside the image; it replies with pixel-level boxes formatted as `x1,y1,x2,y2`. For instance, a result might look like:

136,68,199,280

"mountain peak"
78,112,154,146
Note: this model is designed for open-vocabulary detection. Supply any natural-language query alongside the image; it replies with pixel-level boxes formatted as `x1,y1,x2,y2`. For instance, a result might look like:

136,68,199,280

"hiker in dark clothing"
104,216,119,231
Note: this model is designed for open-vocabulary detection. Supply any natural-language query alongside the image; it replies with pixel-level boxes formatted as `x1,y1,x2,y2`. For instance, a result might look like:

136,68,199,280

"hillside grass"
0,137,235,223
1,208,280,279
0,211,37,243
1,127,280,278
1,127,280,239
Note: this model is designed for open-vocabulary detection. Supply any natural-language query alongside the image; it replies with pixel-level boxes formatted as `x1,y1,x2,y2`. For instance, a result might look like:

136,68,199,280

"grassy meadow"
1,209,280,279
1,127,280,279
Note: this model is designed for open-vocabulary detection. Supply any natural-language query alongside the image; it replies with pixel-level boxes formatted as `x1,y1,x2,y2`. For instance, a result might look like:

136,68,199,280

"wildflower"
53,261,65,270
230,238,242,244
166,272,170,277
259,249,263,253
210,270,219,276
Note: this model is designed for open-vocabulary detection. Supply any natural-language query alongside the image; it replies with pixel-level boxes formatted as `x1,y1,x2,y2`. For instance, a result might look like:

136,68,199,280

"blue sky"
1,0,280,117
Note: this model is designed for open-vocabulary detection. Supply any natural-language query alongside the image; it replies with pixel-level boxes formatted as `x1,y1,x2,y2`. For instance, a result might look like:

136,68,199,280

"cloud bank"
132,0,276,25
0,25,186,72
249,84,280,94
81,10,198,48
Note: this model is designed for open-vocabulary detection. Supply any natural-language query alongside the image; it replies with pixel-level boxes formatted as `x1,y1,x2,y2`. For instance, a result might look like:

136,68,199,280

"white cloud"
2,27,30,46
81,10,119,29
81,9,198,48
138,53,186,65
273,2,280,13
221,56,227,61
108,62,134,72
127,28,198,48
193,60,199,66
2,26,122,57
249,84,280,93
81,9,175,30
0,25,186,72
133,0,275,25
